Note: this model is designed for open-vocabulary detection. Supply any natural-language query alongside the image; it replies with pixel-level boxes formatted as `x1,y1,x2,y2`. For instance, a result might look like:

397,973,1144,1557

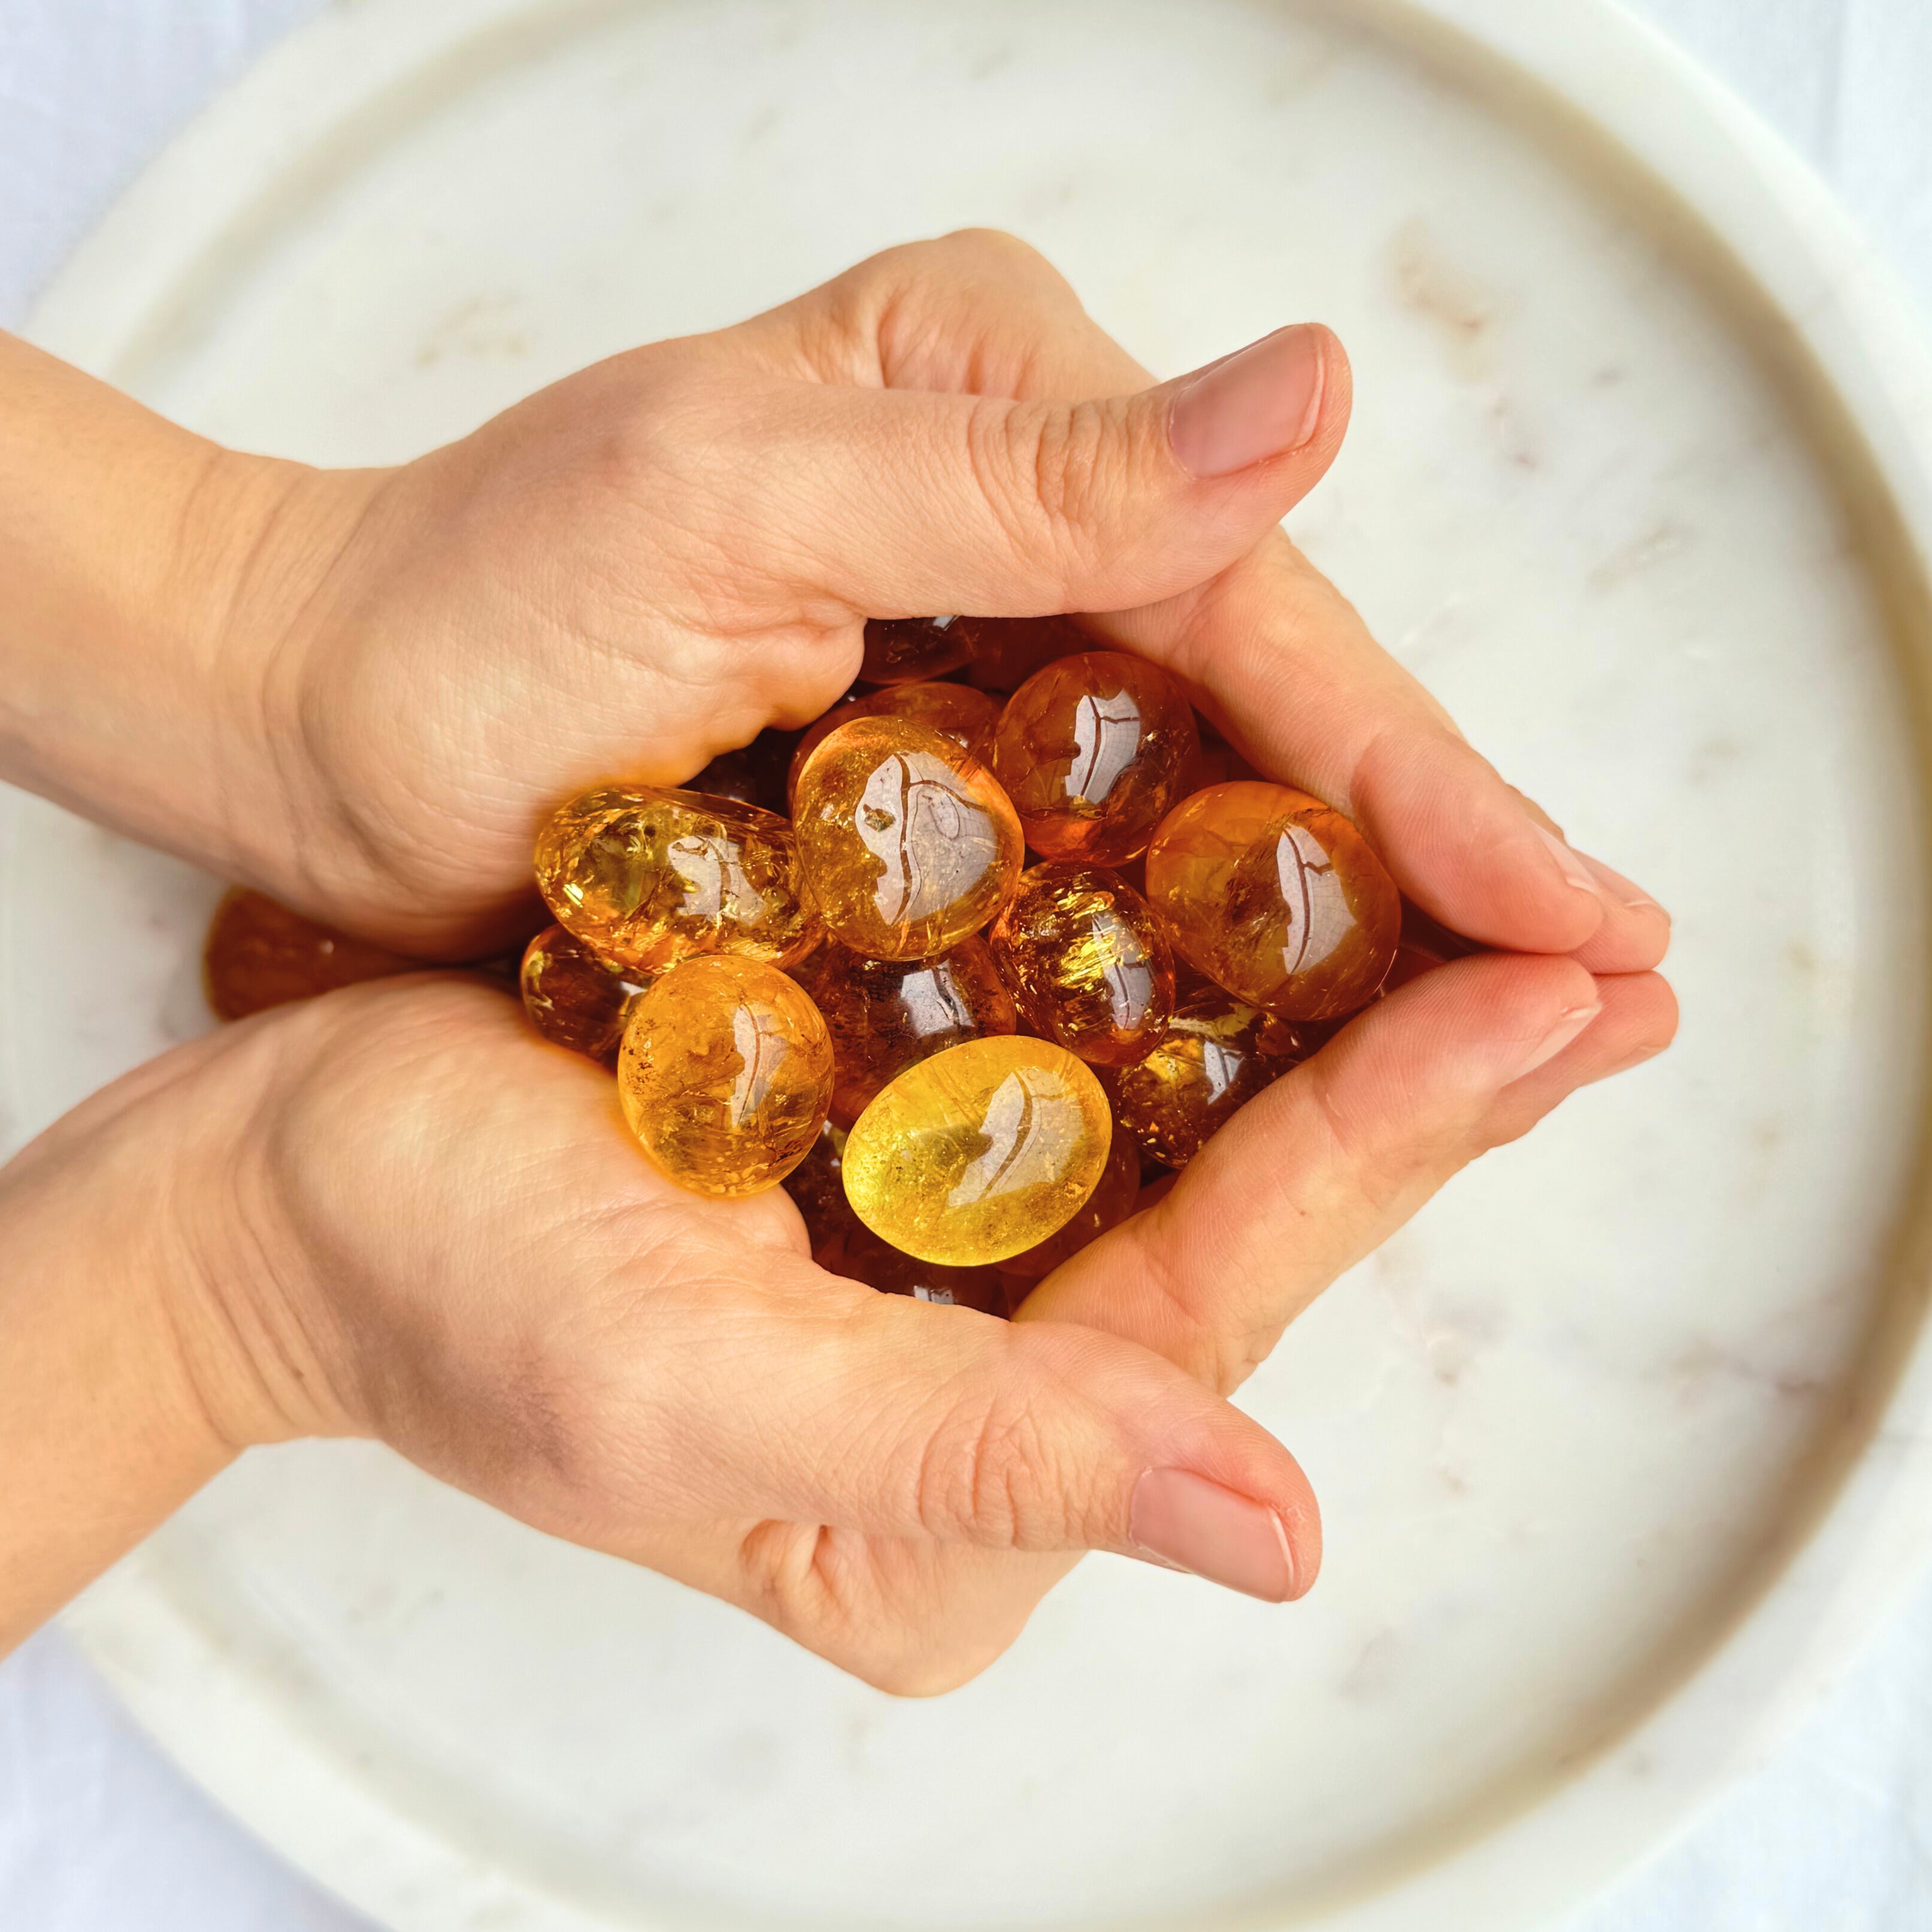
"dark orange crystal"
1144,782,1400,1021
992,652,1200,865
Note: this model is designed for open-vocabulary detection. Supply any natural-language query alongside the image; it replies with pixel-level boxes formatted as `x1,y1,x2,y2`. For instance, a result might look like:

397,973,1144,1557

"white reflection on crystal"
727,998,787,1125
669,830,763,925
858,752,997,929
1275,821,1349,976
947,1068,1081,1207
1065,689,1143,805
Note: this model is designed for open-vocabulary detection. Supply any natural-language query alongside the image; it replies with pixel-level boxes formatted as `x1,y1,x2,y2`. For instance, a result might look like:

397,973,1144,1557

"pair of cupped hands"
9,231,1674,1691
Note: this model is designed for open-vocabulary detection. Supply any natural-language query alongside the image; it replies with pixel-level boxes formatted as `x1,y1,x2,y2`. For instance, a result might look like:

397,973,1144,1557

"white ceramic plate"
8,1,1932,1927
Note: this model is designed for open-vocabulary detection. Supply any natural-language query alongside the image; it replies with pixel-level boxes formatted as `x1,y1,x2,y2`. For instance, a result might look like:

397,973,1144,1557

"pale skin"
0,231,1676,1692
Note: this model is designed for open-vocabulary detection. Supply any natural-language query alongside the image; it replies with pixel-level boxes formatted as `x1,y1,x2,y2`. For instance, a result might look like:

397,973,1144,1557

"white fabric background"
2,1,1931,1927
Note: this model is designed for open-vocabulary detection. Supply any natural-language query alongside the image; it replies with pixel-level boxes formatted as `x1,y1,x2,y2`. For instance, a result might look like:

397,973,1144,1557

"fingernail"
1503,1000,1602,1083
1534,824,1627,916
1128,1467,1298,1602
1168,325,1328,479
1580,851,1668,919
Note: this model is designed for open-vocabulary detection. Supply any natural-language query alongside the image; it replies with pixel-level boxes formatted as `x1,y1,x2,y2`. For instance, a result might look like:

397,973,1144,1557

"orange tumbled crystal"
535,785,817,976
783,1119,858,1252
988,862,1174,1067
519,924,649,1065
1144,782,1400,1021
1110,977,1315,1169
202,888,416,1020
617,956,833,1197
792,934,1016,1127
792,717,1023,961
861,615,977,685
992,651,1200,865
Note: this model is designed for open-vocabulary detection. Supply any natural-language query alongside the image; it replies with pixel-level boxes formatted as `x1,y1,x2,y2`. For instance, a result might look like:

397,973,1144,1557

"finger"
608,1253,1321,1603
1101,549,1672,973
755,231,1670,971
663,335,1352,622
1019,951,1639,1391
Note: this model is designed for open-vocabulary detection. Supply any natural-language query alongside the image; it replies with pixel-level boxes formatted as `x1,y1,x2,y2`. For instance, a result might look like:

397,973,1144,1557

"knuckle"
965,397,1116,580
916,1388,1074,1549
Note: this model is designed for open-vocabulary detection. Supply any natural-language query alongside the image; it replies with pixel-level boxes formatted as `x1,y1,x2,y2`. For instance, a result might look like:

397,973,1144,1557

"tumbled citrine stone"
535,785,817,976
861,615,979,685
814,1220,1007,1313
1110,978,1314,1168
841,1037,1112,1265
988,862,1174,1067
203,888,416,1020
998,1122,1141,1282
786,683,1002,813
992,651,1200,865
519,924,649,1065
793,718,1023,961
617,956,833,1196
1144,782,1400,1020
792,934,1016,1126
964,614,1092,695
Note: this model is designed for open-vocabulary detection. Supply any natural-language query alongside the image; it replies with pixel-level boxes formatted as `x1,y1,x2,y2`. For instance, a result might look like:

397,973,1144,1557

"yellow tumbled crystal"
535,785,817,975
841,1036,1112,1265
617,956,834,1197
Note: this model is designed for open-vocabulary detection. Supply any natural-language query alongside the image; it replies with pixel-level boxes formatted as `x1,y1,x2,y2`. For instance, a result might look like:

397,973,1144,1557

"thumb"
639,1263,1321,1603
728,324,1350,618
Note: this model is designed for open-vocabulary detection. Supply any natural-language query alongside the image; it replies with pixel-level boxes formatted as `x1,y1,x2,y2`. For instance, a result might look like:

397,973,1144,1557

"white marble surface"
3,2,1932,1930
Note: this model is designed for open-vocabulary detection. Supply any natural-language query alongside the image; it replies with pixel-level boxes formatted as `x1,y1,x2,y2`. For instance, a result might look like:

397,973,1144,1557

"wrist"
0,1077,239,1652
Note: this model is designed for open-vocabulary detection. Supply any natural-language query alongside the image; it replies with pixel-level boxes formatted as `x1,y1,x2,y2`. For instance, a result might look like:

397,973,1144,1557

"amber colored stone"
964,614,1093,695
685,749,762,807
1144,782,1400,1021
786,683,1001,813
784,1119,858,1252
1110,978,1316,1169
535,785,817,976
202,888,416,1021
792,717,1023,961
861,615,977,685
998,1121,1142,1280
792,934,1016,1127
617,956,832,1197
519,925,649,1065
992,652,1200,865
1194,725,1262,790
988,862,1174,1067
841,1036,1112,1265
814,1221,1006,1313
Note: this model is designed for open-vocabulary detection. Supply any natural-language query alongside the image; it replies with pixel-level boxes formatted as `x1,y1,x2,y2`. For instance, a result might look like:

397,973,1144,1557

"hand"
202,229,1672,968
0,942,1669,1686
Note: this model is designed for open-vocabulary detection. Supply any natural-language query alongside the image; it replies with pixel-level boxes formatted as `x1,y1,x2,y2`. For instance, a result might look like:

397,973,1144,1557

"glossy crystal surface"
1144,782,1400,1020
519,925,649,1065
792,934,1016,1127
535,785,817,975
617,956,833,1197
992,651,1200,865
786,683,1001,814
998,1121,1141,1282
203,888,415,1020
861,614,977,685
841,1036,1112,1265
988,862,1174,1066
793,718,1023,961
1111,977,1313,1168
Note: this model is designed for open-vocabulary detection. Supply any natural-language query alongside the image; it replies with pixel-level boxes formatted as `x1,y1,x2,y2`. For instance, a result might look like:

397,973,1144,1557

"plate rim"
26,0,1932,1927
